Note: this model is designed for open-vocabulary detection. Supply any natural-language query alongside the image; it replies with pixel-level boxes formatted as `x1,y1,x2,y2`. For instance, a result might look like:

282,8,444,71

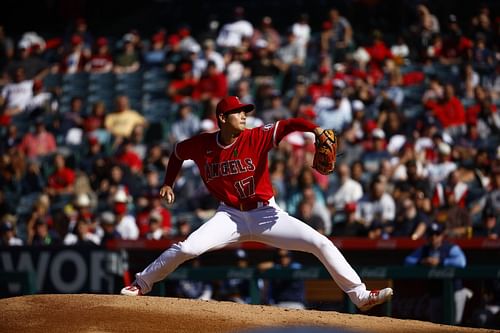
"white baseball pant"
134,198,370,306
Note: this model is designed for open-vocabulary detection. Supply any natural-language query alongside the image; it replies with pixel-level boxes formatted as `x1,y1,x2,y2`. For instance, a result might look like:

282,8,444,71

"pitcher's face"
222,110,247,132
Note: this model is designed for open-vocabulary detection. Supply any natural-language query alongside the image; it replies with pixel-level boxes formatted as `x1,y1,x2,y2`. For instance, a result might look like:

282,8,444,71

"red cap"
71,35,83,46
168,34,180,46
178,27,190,37
152,33,165,43
345,202,357,213
96,37,108,47
216,96,255,116
300,106,316,119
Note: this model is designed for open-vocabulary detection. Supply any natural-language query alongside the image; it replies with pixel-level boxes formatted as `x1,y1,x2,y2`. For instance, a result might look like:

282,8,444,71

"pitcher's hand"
159,185,175,204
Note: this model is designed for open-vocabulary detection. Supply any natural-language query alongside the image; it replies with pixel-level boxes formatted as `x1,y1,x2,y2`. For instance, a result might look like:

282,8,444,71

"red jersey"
175,124,277,207
165,118,317,208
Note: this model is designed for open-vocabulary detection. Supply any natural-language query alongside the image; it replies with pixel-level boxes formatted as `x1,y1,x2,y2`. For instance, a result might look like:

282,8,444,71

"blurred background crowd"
0,1,499,248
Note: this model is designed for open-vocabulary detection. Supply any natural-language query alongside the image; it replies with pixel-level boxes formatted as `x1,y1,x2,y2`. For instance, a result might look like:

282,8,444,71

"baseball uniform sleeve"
274,118,317,144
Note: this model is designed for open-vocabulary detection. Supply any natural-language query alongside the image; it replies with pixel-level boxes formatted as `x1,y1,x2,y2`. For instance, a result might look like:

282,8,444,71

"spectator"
145,211,165,240
29,217,60,246
60,34,89,73
83,101,107,134
143,32,167,69
260,92,291,124
321,8,353,62
392,197,430,239
65,18,93,54
216,6,254,50
315,89,352,132
405,222,471,324
441,14,473,65
114,33,140,74
425,141,457,186
0,25,14,77
412,4,440,60
85,37,113,73
391,35,410,65
104,95,147,140
0,124,21,155
174,257,213,300
327,163,363,213
98,211,121,245
425,83,466,139
143,143,168,175
21,159,45,194
46,153,76,200
439,185,473,239
225,48,248,91
260,249,306,309
277,29,306,94
167,63,198,103
169,103,201,144
1,66,33,116
291,13,311,58
294,200,326,235
221,249,251,303
60,96,84,138
112,187,139,240
18,117,57,159
114,33,141,74
25,79,57,119
195,60,228,103
432,170,468,209
193,39,224,80
331,202,367,237
355,176,396,229
473,211,499,239
0,219,22,246
115,139,143,174
361,128,391,175
64,217,100,246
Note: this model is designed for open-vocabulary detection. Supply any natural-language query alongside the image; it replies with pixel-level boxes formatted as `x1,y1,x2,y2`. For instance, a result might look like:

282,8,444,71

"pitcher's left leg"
251,206,373,307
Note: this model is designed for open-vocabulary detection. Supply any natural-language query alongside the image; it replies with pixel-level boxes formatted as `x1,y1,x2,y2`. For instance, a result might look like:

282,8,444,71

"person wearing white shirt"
216,7,254,49
292,13,311,50
356,177,396,228
327,163,364,211
315,90,352,131
1,67,33,116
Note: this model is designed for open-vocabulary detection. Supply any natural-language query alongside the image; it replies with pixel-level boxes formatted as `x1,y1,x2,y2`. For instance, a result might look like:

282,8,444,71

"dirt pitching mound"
0,294,497,333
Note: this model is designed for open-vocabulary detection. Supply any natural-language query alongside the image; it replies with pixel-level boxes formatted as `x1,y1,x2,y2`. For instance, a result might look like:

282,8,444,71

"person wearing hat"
404,221,470,323
0,220,23,246
113,187,139,240
258,249,306,309
114,33,140,74
122,96,393,312
98,211,121,246
85,37,113,73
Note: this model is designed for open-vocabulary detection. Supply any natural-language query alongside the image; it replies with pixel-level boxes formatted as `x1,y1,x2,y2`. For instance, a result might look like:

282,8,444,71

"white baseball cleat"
120,284,142,296
358,288,393,312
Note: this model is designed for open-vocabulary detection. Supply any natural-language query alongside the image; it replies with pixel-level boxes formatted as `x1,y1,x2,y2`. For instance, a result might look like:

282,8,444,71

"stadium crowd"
0,4,499,247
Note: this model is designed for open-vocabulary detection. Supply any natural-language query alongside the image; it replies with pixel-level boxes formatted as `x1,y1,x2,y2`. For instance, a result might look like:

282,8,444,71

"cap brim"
219,103,255,115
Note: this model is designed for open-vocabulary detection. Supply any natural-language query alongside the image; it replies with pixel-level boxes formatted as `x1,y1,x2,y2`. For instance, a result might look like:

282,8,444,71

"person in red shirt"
18,118,57,159
85,37,113,73
167,62,199,103
115,139,143,173
195,60,228,102
121,96,393,311
425,83,466,138
46,153,76,198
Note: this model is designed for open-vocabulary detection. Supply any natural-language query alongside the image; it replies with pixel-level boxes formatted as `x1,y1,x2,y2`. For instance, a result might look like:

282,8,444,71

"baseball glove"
312,129,338,175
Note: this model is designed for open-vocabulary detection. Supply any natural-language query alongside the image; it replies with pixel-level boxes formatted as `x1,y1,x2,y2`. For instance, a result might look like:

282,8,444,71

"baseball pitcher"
121,96,392,311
